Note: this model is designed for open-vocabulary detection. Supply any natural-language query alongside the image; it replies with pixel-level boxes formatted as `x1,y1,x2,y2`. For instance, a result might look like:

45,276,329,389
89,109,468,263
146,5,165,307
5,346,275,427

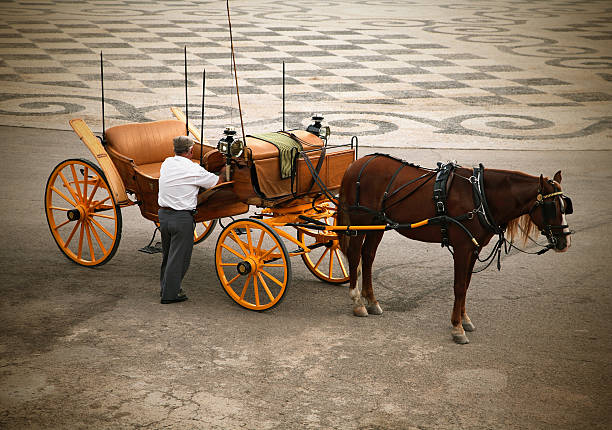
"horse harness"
349,154,573,260
350,154,480,248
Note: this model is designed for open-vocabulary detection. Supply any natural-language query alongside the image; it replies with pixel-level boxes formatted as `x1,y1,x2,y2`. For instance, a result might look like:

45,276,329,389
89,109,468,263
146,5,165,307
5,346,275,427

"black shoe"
161,293,188,304
160,288,184,298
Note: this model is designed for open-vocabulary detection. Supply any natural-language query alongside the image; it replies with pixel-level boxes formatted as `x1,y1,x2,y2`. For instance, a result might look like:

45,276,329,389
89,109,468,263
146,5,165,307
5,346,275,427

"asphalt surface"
0,124,610,429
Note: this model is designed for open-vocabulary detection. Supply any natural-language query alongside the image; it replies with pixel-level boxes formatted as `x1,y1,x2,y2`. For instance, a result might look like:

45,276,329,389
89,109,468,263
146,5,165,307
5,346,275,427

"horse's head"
528,171,572,252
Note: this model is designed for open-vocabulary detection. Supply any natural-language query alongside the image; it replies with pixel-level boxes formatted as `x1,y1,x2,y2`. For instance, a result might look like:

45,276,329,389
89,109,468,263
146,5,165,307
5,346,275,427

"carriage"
45,108,356,311
45,0,573,343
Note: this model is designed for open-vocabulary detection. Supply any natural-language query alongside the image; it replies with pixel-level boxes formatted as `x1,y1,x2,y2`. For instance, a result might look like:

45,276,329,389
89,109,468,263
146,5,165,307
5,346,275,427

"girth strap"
432,162,456,247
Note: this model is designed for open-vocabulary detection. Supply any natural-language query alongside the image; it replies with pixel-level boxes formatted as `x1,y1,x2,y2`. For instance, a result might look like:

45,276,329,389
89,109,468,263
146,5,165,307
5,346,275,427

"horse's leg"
451,247,477,344
347,234,367,317
361,231,384,315
461,268,476,332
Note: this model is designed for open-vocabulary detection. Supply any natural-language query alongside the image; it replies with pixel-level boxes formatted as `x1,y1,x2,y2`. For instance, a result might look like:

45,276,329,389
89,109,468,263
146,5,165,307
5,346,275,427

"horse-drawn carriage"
45,108,355,311
45,0,573,343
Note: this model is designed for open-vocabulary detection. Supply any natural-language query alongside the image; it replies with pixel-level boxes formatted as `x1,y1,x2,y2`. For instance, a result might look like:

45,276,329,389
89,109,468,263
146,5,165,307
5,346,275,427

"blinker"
562,196,573,215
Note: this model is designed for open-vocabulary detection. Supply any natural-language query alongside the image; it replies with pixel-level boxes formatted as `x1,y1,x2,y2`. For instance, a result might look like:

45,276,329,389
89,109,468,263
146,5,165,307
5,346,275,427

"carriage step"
139,242,162,254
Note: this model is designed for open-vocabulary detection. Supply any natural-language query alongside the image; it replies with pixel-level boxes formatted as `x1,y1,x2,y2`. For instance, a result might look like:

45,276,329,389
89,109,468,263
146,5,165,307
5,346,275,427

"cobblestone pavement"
1,1,611,429
0,0,610,149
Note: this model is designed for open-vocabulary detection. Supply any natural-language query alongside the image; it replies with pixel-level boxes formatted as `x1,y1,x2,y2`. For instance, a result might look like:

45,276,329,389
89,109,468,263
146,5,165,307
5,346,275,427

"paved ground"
1,0,611,428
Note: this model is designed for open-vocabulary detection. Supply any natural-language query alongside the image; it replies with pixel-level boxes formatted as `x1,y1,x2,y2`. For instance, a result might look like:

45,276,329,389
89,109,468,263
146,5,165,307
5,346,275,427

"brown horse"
337,154,572,344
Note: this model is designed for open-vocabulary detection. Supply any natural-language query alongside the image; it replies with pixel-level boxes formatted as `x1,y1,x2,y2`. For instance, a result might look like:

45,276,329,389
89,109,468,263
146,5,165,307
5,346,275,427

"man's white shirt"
158,155,218,211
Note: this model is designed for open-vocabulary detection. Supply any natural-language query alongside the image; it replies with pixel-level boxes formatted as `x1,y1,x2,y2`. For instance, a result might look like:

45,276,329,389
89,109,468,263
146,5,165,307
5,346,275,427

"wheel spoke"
335,249,348,277
89,216,114,239
260,269,284,288
229,230,249,256
77,221,85,260
70,164,83,201
259,244,278,261
328,248,334,276
64,220,81,247
51,185,77,207
221,242,246,259
257,272,275,302
58,171,81,204
227,273,241,286
53,218,73,231
90,196,111,209
50,206,71,211
82,166,88,204
86,178,101,205
91,213,115,220
84,220,95,261
253,275,259,306
313,247,330,270
262,263,285,267
256,229,265,250
240,274,251,299
88,220,107,254
246,226,253,253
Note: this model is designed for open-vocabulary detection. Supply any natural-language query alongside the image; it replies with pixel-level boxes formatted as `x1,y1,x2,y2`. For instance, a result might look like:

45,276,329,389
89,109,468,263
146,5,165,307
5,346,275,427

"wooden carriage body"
69,116,354,222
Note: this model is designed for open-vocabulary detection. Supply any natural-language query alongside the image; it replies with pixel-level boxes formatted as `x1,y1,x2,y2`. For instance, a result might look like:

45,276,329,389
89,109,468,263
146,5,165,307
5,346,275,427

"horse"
337,153,572,344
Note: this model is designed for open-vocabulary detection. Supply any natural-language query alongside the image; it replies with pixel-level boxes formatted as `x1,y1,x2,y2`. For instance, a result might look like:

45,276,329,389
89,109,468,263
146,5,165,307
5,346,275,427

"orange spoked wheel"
297,204,349,284
45,158,121,267
215,219,291,311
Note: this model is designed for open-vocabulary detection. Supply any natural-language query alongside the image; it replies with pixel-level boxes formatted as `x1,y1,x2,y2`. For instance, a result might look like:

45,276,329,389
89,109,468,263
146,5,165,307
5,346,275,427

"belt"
159,207,197,215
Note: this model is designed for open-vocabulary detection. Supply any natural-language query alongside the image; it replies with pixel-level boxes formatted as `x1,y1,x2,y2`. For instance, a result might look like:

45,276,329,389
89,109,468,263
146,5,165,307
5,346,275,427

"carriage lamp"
306,114,330,143
217,127,244,158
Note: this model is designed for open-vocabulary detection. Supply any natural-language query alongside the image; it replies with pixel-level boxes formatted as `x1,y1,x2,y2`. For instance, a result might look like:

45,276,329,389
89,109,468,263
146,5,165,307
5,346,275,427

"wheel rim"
216,219,291,311
298,204,349,284
194,219,217,244
45,159,121,266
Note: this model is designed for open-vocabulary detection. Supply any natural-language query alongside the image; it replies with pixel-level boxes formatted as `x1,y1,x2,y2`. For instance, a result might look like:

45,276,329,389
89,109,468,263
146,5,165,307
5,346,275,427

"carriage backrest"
105,120,185,166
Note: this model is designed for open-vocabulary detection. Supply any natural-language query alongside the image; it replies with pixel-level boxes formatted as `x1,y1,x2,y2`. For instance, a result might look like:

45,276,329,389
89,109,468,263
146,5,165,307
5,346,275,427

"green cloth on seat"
249,132,303,179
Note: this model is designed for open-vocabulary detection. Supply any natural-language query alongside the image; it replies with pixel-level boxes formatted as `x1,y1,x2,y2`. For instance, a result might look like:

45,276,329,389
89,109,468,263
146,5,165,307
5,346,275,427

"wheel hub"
67,208,81,221
237,260,253,275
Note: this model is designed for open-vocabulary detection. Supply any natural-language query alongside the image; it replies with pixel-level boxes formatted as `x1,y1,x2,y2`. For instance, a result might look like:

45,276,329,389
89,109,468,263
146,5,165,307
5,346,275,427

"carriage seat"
105,119,214,192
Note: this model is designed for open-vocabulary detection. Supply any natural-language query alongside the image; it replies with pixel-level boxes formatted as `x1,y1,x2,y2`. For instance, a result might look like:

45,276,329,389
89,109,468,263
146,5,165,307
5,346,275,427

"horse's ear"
539,174,544,190
553,170,562,183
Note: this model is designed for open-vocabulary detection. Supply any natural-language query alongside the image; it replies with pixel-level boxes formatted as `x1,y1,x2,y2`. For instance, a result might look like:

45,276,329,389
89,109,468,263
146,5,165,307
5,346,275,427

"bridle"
529,179,573,251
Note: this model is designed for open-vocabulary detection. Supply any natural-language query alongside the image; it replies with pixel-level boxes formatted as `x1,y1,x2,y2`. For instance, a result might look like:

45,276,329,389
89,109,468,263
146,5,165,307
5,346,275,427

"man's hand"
217,170,226,185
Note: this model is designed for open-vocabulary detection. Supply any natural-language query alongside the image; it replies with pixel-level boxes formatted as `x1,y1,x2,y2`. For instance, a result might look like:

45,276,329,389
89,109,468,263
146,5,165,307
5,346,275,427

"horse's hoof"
366,303,383,315
462,321,475,332
353,306,368,317
452,333,470,344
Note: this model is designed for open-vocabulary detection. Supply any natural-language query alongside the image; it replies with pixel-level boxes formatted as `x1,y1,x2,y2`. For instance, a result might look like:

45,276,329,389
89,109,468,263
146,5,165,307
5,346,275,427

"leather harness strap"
432,162,456,247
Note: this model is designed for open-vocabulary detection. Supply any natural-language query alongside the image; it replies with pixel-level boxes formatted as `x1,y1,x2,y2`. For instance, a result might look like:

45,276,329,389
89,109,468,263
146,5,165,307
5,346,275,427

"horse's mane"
507,214,537,245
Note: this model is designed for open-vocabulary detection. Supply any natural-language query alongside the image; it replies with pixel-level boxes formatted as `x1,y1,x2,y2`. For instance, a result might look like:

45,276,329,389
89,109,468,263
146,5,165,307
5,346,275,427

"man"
158,136,223,304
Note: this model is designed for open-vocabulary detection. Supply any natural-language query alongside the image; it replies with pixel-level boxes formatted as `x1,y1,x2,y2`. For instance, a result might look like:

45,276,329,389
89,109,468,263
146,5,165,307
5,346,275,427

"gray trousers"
158,208,195,300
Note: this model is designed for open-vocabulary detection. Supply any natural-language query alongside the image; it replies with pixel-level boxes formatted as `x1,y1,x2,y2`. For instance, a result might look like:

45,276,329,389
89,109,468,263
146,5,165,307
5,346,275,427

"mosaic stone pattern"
0,0,611,149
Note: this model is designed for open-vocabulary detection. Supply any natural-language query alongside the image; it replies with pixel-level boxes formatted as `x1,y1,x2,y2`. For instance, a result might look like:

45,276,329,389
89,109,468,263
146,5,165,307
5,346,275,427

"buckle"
436,201,445,212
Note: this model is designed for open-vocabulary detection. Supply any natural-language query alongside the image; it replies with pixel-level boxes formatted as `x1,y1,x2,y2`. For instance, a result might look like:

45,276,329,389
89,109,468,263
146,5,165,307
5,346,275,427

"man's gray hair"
173,136,194,154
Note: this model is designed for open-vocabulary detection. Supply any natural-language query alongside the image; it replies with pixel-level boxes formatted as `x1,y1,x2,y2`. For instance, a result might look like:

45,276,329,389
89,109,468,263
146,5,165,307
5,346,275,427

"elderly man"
158,136,223,304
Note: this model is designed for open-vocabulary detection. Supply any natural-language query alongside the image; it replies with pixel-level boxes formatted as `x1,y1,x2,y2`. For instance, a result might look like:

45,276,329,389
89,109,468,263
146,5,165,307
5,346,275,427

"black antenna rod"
282,61,285,131
100,51,106,140
184,45,189,136
226,0,247,153
200,68,205,166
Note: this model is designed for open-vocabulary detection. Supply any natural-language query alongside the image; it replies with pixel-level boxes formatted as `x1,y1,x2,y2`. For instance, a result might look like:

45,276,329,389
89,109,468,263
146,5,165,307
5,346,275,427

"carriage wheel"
215,219,291,311
155,219,217,245
45,158,122,267
297,205,349,284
